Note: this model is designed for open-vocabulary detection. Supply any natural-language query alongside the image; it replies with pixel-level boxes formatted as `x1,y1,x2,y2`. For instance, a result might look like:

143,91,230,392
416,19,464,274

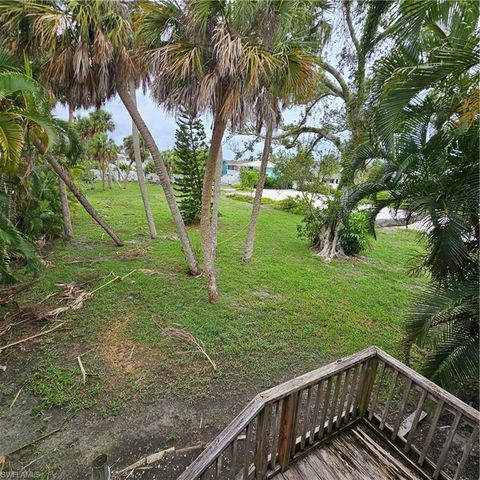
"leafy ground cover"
0,183,425,478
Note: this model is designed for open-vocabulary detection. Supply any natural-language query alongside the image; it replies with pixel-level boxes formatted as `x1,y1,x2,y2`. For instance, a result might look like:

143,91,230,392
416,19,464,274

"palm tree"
346,0,479,391
242,0,320,262
0,0,197,271
127,79,157,239
136,0,318,301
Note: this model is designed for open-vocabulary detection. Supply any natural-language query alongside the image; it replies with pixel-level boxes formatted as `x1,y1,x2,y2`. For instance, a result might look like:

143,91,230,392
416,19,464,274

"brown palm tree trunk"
201,115,227,303
59,178,73,240
38,152,124,246
59,105,75,240
107,165,113,189
243,123,273,262
129,81,157,240
211,145,223,256
117,82,199,275
101,161,106,190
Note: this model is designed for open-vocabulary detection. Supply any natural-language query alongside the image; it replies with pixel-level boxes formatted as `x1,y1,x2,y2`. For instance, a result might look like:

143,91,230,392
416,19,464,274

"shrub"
275,196,310,215
340,211,371,255
296,207,324,245
240,169,259,189
143,159,155,176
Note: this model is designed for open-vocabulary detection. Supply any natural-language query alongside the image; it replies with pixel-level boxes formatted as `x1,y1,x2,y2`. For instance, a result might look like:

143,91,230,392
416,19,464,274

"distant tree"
174,110,207,224
75,110,117,190
122,133,150,187
161,150,180,177
273,146,315,191
123,134,149,165
240,169,259,191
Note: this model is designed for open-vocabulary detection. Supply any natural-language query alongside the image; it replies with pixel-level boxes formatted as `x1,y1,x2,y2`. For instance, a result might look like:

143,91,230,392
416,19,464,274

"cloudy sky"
54,90,304,161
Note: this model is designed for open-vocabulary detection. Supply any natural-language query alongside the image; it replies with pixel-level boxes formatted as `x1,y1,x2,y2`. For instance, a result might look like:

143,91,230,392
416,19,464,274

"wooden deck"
178,347,480,480
274,422,424,480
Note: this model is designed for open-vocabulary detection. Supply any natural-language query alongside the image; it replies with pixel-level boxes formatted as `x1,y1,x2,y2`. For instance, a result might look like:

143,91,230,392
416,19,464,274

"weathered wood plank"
380,369,399,430
359,358,378,416
317,377,332,440
269,400,283,471
260,347,377,402
350,361,368,420
336,369,351,429
453,425,479,480
178,395,265,480
433,411,462,479
344,363,360,422
278,392,298,472
375,348,480,424
327,373,342,433
300,386,313,450
418,399,444,467
368,361,386,421
309,382,324,444
243,423,254,480
256,404,271,480
391,378,412,440
403,390,428,450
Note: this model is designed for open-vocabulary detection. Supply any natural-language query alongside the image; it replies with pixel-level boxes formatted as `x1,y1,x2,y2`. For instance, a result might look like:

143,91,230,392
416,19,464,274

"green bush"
240,169,259,189
228,193,277,206
275,196,310,215
143,159,156,176
340,211,371,255
296,207,324,245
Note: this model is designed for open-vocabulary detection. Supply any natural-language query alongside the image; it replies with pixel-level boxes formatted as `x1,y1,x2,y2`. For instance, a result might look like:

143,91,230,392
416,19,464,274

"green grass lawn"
0,182,426,476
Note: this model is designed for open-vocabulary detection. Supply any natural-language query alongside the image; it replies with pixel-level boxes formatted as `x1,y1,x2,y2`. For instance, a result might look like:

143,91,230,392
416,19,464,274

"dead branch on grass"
77,356,87,384
161,327,217,372
10,388,22,408
0,322,65,352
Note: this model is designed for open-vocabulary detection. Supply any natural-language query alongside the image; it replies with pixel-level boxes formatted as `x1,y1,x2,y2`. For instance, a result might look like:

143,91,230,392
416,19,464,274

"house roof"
242,160,276,169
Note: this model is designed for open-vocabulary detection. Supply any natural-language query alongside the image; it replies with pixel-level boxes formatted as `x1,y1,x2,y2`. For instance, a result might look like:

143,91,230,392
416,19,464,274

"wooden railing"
177,346,479,480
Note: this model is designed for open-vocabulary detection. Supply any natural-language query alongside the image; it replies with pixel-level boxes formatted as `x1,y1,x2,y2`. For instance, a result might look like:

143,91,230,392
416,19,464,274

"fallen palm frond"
0,270,137,352
161,326,217,372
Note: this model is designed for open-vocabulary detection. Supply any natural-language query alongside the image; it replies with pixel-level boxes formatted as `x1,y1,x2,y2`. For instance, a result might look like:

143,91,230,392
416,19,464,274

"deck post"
358,357,378,416
277,392,298,472
91,455,110,480
255,403,271,479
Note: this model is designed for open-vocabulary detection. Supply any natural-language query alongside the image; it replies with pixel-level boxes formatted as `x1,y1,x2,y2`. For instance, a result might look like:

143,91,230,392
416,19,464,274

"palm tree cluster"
135,0,320,300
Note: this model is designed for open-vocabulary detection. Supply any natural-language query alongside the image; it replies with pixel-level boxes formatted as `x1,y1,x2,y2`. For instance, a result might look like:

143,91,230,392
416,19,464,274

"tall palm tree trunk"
34,140,124,246
201,115,227,303
59,179,73,240
59,105,75,240
117,82,199,275
107,165,113,189
211,145,223,255
101,161,106,190
243,124,273,262
129,81,157,240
